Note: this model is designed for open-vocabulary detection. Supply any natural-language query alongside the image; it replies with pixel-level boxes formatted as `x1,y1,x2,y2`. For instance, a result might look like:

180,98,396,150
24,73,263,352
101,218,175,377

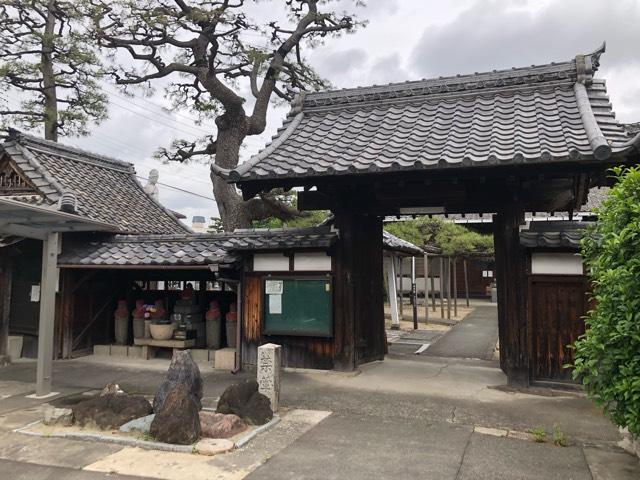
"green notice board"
263,277,332,337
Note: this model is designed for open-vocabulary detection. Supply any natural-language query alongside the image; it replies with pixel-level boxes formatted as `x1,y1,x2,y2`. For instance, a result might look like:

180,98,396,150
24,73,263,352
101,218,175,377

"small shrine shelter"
226,45,640,385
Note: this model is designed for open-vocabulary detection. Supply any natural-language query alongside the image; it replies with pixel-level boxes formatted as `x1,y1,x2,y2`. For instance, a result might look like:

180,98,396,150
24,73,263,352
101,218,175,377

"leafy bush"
573,166,640,436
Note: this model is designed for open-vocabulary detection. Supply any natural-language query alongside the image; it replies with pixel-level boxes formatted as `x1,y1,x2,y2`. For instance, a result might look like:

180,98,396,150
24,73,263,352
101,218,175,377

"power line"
137,175,215,201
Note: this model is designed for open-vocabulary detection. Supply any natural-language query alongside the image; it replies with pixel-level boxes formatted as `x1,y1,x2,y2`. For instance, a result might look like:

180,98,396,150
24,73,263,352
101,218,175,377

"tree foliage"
86,0,364,230
573,166,640,436
384,217,494,256
0,0,107,140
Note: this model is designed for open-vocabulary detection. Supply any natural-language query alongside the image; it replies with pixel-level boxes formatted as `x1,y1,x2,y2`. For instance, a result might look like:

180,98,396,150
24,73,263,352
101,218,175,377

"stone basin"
149,323,175,340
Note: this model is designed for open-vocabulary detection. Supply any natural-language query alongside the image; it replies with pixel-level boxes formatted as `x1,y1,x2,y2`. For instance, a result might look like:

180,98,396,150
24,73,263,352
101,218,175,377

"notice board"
263,277,332,337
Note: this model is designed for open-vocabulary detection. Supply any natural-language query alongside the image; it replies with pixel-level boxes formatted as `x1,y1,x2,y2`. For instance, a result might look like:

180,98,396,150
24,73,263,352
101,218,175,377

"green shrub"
573,166,640,436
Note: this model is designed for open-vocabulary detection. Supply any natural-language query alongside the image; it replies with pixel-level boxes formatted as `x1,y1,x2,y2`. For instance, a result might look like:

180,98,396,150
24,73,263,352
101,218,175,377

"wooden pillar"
453,257,458,317
411,257,417,330
333,212,384,370
398,257,404,319
439,257,445,319
494,206,529,386
387,256,400,329
463,258,470,308
36,232,59,397
430,266,436,312
0,257,12,357
423,253,429,324
446,257,452,320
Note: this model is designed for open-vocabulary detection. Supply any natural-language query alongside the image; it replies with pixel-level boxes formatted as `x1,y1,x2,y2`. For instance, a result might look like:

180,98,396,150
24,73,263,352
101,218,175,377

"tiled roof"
383,230,425,256
519,222,590,249
0,131,189,234
58,227,338,267
230,44,640,183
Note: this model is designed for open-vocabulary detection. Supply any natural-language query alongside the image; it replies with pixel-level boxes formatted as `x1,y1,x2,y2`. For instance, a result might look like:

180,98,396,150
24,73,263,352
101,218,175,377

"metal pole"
423,253,429,324
36,232,59,397
453,257,458,317
446,257,452,320
387,256,400,329
463,258,470,308
411,257,417,330
439,257,444,319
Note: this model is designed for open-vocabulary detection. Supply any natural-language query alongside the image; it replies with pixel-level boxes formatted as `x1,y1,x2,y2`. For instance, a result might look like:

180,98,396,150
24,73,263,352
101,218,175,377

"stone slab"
133,338,196,348
582,446,640,480
214,348,236,371
194,438,234,456
127,346,143,358
474,426,507,437
93,345,110,356
111,345,128,357
190,349,209,363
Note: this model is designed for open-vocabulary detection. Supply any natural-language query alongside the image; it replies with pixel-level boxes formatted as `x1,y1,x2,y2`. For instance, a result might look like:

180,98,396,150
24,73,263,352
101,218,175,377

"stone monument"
132,299,145,339
257,343,281,411
205,300,222,349
144,169,160,201
114,300,129,345
225,303,237,348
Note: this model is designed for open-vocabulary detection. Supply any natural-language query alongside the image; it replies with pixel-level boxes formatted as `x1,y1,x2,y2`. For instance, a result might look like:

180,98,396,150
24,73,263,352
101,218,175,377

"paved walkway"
0,352,638,479
426,302,499,360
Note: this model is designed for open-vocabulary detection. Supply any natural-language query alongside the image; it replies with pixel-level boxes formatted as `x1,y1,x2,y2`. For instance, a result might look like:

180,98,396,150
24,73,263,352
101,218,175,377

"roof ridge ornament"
576,42,606,86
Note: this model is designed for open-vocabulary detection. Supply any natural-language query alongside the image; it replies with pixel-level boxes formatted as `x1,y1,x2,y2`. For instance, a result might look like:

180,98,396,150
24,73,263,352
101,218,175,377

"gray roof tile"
232,46,639,183
1,131,189,234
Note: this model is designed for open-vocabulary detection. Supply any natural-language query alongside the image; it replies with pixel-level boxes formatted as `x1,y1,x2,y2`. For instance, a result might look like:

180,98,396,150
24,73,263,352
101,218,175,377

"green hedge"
573,166,640,436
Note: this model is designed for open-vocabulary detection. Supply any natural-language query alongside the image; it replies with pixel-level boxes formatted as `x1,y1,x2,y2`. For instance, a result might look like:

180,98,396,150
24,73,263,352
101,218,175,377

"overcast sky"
64,0,640,228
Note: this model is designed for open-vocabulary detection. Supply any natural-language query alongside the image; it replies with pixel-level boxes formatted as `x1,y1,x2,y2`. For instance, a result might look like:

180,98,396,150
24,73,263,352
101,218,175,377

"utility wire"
137,175,216,201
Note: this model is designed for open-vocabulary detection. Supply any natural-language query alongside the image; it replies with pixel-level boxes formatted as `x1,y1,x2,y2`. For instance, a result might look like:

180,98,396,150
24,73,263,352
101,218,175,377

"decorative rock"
199,412,246,438
216,379,273,426
194,438,234,456
119,414,155,434
73,394,152,430
100,382,124,396
150,384,201,445
257,343,282,411
43,405,73,426
153,350,203,413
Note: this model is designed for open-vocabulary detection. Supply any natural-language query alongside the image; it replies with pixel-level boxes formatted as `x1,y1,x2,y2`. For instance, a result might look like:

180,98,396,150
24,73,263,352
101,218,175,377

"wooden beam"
387,256,399,329
0,258,12,357
423,253,429,324
453,257,458,317
411,257,418,330
463,258,470,308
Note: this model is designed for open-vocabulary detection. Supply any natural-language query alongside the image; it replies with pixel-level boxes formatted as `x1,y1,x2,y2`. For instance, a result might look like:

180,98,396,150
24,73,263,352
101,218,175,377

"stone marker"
43,405,73,426
257,343,281,411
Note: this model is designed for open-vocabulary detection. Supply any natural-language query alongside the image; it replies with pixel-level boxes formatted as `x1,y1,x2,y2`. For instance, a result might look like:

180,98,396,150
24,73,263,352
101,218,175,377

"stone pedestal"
257,343,281,411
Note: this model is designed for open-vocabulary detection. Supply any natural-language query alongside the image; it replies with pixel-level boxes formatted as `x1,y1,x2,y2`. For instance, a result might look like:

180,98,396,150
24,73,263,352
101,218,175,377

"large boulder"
199,412,246,438
216,380,273,425
150,384,201,445
153,350,203,413
73,394,152,430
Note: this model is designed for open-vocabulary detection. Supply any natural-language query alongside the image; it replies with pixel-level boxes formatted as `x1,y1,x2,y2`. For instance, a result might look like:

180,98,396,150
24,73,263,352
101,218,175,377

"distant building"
192,215,207,232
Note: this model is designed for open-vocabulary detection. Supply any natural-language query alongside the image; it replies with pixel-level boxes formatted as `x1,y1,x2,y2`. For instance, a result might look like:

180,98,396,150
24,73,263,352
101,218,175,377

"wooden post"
446,257,452,320
0,258,12,357
387,256,400,329
463,258,470,308
423,253,429,324
430,267,436,312
398,256,404,320
453,257,458,317
411,256,417,330
439,257,445,319
36,232,59,397
494,206,528,386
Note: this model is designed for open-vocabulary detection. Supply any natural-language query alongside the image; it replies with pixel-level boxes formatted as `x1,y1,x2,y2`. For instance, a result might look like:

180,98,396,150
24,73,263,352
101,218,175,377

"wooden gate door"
529,275,587,382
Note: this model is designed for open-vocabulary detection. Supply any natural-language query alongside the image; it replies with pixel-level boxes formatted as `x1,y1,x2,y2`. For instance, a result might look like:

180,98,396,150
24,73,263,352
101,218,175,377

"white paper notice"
30,285,40,302
269,294,282,314
265,280,284,295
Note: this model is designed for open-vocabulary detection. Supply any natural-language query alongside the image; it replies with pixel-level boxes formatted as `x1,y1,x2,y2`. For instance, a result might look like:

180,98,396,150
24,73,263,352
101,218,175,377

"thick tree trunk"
211,108,252,231
41,0,58,142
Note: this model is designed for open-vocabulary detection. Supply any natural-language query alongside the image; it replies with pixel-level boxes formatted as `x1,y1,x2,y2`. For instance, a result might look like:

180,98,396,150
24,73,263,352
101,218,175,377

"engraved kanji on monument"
257,343,281,411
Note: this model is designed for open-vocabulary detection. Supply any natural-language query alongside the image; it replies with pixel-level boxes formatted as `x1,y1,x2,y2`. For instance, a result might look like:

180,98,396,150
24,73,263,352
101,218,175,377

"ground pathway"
0,338,638,478
425,302,499,360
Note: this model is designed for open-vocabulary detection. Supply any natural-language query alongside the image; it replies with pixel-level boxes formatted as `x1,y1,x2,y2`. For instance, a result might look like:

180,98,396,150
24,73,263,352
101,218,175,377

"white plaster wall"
531,252,583,275
294,252,331,271
253,253,290,271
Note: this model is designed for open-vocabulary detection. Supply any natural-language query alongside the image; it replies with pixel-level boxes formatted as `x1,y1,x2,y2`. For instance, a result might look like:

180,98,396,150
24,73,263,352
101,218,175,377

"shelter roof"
383,230,426,256
228,44,640,186
0,130,189,234
58,227,338,268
